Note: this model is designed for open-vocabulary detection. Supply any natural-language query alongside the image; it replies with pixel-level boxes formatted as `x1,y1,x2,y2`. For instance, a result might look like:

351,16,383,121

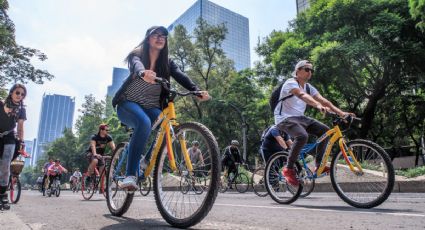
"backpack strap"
278,82,312,115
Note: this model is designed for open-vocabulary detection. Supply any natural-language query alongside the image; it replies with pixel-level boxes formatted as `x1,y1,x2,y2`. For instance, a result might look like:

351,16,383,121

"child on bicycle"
47,159,68,190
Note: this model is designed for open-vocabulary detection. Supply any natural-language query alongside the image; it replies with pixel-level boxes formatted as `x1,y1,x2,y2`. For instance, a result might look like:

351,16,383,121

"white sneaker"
118,176,139,190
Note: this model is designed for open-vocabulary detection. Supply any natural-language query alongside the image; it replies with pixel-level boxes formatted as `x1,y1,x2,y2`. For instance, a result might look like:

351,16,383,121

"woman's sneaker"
119,176,139,191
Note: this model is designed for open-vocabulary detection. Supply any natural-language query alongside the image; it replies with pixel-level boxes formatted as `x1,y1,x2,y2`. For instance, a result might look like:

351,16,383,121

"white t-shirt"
274,78,319,124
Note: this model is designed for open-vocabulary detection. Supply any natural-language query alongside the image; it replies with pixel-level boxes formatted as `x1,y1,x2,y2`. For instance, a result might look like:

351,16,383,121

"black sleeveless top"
0,100,26,144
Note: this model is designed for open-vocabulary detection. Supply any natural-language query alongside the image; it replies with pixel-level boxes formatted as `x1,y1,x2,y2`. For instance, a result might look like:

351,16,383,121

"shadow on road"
102,214,205,230
291,204,416,214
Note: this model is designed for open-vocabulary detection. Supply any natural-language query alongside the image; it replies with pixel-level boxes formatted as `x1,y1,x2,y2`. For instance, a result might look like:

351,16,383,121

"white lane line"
212,203,425,218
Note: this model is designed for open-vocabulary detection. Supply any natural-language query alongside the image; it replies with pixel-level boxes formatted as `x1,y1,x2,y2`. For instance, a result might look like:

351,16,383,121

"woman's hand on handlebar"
142,70,158,84
196,91,211,102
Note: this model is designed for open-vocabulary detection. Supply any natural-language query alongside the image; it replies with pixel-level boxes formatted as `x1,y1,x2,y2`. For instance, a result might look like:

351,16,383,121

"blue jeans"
117,101,161,176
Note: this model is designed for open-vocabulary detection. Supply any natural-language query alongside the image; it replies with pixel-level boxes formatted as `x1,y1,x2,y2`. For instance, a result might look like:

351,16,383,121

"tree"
74,95,106,153
256,0,425,150
0,0,53,86
409,0,425,31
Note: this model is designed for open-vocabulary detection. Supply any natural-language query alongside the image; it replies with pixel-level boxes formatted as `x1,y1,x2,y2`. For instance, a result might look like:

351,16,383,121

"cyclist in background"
85,124,115,181
41,158,54,194
260,125,293,163
187,141,204,177
47,159,68,190
70,168,82,191
221,140,243,187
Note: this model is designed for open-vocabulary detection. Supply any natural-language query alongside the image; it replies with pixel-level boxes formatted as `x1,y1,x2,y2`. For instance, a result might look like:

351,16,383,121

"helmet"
231,140,239,146
99,124,109,131
55,159,60,163
192,141,199,146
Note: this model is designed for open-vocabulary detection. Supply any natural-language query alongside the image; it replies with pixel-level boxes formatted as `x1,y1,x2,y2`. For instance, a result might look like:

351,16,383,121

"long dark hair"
124,35,170,81
6,84,26,105
4,83,26,117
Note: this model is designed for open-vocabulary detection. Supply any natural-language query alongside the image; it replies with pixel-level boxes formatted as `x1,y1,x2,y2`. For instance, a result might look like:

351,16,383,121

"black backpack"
269,82,311,114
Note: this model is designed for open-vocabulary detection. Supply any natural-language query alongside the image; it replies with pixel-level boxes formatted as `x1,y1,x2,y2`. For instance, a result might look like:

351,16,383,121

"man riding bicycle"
85,124,115,183
69,168,82,191
275,60,353,186
187,141,205,177
47,159,68,190
221,140,243,187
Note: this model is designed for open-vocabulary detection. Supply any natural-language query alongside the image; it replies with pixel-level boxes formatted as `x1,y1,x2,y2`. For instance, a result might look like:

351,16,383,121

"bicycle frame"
299,124,363,178
115,100,194,179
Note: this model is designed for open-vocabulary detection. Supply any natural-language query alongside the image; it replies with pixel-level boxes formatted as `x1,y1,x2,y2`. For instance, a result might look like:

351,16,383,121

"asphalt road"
1,190,425,230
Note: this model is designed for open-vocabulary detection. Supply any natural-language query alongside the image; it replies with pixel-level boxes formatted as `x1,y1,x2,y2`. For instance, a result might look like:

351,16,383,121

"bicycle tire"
299,167,315,198
330,139,395,208
9,176,21,204
81,174,96,200
265,152,303,204
106,142,134,216
55,184,61,197
153,122,220,228
252,167,268,197
139,176,152,196
235,173,249,193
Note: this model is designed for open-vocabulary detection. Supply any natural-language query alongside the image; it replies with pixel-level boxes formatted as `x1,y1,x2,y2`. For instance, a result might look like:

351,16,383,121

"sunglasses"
101,128,109,131
301,67,314,73
14,91,25,97
151,33,167,40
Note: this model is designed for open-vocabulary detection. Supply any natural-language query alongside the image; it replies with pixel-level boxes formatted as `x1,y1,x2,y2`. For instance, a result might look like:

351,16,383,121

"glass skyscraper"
168,0,250,71
24,138,36,167
296,0,310,14
34,94,75,164
107,67,129,97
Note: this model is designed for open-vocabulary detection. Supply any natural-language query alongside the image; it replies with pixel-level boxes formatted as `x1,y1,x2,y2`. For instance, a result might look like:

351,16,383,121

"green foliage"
256,0,425,150
0,0,54,85
396,165,425,178
409,0,425,31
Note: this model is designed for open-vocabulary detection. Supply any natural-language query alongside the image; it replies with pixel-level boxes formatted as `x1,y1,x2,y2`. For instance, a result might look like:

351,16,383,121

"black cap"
145,26,169,38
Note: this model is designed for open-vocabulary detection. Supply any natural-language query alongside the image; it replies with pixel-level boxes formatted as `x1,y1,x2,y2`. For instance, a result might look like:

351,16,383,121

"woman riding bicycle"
112,26,210,190
0,84,27,211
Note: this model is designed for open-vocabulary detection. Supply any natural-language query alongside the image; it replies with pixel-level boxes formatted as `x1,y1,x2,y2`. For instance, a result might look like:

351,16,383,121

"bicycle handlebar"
154,78,205,98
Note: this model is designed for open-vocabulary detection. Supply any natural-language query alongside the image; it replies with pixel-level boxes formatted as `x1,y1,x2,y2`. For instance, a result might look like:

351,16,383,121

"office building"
23,138,36,167
296,0,310,14
168,0,250,71
107,67,129,97
34,94,75,164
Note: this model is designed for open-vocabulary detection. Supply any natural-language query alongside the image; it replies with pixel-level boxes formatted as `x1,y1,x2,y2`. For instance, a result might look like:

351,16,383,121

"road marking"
211,202,425,217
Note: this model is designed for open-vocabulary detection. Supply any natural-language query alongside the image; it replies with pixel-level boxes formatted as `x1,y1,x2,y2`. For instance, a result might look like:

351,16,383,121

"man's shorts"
85,152,105,167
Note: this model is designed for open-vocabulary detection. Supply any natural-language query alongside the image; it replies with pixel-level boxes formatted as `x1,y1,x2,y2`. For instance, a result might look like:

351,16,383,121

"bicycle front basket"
10,160,25,175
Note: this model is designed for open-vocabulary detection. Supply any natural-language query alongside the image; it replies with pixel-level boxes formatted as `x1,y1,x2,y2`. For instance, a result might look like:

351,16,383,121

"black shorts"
85,152,105,167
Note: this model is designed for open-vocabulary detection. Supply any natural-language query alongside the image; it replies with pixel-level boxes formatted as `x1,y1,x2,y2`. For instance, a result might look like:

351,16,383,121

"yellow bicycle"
265,113,395,208
106,79,220,228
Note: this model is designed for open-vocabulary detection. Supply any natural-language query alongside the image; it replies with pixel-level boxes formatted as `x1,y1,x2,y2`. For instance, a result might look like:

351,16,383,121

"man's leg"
277,117,309,169
306,118,330,168
48,175,54,189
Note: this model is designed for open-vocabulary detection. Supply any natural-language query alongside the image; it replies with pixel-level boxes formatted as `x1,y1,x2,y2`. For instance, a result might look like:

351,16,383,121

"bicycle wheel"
265,152,303,204
55,183,61,197
106,142,134,216
299,167,315,198
81,174,96,200
9,176,21,204
235,173,249,193
139,176,152,196
252,167,268,197
330,139,395,208
153,122,220,228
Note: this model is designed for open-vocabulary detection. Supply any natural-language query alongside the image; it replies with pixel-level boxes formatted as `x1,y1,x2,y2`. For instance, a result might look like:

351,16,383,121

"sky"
8,0,297,140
